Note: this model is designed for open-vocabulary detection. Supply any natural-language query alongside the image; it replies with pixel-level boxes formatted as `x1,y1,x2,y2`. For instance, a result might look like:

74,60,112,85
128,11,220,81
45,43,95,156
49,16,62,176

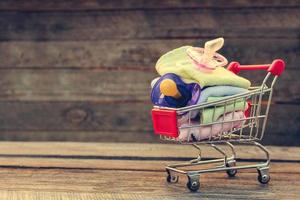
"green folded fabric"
201,98,247,124
156,46,251,89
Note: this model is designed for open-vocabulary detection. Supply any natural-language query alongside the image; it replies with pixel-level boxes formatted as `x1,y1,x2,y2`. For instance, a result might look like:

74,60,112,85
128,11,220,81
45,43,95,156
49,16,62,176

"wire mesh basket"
151,59,285,192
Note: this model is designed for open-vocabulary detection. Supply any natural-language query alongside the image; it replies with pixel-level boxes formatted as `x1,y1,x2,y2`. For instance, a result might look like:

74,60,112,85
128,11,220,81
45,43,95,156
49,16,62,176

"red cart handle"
227,59,285,76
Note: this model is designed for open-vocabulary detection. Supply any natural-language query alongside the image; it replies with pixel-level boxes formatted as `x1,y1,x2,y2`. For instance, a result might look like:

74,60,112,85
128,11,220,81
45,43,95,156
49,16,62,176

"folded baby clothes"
155,46,251,89
177,111,245,142
201,99,247,124
189,85,249,118
197,86,248,104
186,95,247,124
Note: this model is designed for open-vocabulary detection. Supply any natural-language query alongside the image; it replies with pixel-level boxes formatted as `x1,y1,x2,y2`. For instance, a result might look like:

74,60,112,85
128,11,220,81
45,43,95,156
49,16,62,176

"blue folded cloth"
197,86,248,104
189,85,248,119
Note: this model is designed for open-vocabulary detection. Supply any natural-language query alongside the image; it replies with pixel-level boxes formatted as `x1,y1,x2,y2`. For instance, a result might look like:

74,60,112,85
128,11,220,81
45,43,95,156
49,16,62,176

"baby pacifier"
186,38,228,72
150,74,201,108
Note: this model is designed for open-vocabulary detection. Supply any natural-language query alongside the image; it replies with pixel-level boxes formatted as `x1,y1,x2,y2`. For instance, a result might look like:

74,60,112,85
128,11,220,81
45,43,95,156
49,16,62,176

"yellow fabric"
156,46,251,89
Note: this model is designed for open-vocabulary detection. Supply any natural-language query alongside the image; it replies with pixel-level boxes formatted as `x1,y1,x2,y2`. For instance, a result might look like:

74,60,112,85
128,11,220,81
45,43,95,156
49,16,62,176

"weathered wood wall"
0,0,299,145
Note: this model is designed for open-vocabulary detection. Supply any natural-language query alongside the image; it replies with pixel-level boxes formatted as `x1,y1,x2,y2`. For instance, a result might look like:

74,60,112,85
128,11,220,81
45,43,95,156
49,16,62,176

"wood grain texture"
0,142,299,161
0,69,298,102
0,102,153,131
0,103,299,146
0,0,298,145
0,69,156,101
0,131,159,143
0,7,299,40
0,143,298,199
0,157,299,174
0,168,298,199
0,39,297,68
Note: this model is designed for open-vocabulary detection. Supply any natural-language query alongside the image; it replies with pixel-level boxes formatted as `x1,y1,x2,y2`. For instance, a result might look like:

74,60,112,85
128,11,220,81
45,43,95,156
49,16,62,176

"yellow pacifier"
159,79,182,99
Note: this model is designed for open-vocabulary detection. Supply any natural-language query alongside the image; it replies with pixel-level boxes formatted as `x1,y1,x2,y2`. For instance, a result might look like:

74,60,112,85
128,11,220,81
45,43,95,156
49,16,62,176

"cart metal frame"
152,59,285,192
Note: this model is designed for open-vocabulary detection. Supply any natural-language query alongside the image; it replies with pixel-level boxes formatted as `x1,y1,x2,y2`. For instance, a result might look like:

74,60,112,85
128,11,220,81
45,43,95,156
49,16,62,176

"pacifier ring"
186,47,228,69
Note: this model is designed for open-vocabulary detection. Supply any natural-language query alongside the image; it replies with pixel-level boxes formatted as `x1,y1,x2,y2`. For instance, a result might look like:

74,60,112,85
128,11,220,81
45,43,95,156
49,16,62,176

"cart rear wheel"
226,169,237,177
186,177,200,192
166,174,179,183
226,162,237,177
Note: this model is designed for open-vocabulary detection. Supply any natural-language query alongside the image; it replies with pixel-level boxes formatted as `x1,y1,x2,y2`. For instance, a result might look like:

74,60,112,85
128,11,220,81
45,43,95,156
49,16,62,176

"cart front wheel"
258,174,270,184
187,178,200,192
257,168,270,184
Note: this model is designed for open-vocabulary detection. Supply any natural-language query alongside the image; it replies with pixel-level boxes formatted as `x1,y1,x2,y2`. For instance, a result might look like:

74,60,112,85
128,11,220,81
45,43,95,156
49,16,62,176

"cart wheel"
226,161,237,177
258,173,270,184
257,168,270,184
226,169,237,177
186,177,200,192
166,174,179,183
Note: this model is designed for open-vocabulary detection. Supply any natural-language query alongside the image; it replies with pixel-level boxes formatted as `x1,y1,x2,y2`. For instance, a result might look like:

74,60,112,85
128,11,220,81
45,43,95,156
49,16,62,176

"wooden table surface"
0,142,299,200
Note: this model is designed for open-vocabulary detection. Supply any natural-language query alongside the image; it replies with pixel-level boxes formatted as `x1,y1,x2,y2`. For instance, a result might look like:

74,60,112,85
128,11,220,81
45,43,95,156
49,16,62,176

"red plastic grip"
228,59,285,76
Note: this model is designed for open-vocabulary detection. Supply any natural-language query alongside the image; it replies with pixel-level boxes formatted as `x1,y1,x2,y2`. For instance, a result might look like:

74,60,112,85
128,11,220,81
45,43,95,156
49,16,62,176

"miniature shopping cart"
151,59,285,192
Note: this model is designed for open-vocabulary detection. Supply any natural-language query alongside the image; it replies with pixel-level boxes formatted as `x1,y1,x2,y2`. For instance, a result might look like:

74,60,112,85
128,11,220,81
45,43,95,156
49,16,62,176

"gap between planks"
0,0,299,12
0,142,298,161
0,142,299,171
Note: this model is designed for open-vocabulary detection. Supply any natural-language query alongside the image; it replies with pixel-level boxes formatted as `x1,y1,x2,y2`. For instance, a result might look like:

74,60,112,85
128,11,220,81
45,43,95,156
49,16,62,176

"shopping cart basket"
151,59,285,192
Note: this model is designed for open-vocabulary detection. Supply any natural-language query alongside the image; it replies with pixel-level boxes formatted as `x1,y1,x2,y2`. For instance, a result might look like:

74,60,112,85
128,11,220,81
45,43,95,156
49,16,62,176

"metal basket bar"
178,115,266,129
176,87,271,113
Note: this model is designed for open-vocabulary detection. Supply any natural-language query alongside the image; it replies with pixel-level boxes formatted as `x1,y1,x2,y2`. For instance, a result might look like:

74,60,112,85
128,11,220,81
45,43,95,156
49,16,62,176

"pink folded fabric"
177,111,245,142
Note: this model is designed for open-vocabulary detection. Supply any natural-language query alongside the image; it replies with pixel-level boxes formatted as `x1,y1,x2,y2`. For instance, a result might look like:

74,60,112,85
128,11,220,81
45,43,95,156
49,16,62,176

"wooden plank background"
0,0,299,145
